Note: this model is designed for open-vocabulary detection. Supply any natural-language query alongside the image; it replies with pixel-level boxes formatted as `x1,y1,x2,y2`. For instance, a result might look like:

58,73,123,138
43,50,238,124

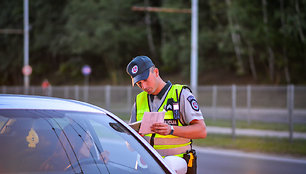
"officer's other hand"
151,123,171,135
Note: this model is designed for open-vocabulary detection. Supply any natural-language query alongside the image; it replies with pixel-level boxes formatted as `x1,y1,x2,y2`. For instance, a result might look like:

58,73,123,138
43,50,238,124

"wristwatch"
169,126,174,135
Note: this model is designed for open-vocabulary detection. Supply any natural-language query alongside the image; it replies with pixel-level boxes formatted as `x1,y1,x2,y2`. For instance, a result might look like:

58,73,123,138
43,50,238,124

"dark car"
0,94,176,174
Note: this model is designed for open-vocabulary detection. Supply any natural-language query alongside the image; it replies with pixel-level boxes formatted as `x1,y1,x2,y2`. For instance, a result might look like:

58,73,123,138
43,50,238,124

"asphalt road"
195,147,306,174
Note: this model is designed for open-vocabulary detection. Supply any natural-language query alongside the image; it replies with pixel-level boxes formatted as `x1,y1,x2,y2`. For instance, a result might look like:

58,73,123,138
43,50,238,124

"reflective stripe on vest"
136,84,191,157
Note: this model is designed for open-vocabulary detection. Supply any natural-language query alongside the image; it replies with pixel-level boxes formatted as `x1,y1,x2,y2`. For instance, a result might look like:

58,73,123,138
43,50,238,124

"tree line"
0,0,305,85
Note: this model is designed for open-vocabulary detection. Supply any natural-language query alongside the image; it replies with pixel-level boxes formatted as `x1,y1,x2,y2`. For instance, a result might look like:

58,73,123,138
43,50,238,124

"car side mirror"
164,156,187,174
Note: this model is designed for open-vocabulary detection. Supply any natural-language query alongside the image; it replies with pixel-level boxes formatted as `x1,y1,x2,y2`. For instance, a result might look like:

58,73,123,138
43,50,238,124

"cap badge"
132,65,138,74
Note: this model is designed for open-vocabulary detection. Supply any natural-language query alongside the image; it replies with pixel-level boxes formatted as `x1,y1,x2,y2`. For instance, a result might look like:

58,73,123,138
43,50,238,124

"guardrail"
1,85,306,140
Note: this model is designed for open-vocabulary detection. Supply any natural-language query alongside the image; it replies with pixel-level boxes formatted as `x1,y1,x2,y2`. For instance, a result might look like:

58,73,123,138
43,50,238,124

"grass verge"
205,118,306,132
193,134,306,157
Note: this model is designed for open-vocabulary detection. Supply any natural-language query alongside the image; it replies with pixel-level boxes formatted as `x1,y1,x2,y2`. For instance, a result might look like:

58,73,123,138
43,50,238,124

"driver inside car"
40,123,110,171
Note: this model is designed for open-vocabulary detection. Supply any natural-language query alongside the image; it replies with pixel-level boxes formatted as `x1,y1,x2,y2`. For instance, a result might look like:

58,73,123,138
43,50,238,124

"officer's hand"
151,123,171,135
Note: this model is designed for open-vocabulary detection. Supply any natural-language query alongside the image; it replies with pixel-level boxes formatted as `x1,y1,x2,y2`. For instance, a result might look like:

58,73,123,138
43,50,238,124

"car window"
0,110,168,174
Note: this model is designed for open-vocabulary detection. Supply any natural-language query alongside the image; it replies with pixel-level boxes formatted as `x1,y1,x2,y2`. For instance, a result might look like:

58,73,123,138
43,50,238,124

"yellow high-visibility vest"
136,84,191,157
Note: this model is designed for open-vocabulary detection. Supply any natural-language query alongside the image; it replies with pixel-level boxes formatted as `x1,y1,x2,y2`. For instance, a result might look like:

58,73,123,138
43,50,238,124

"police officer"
126,56,207,174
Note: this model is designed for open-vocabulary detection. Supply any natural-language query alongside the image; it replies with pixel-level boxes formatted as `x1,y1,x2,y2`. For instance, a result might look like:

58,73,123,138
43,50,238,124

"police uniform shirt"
129,81,204,125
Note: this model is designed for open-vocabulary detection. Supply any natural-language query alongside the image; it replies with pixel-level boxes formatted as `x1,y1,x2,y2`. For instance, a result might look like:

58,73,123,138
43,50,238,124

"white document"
139,112,165,134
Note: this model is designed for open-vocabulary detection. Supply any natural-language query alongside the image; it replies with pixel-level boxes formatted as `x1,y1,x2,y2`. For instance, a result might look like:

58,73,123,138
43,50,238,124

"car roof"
0,94,107,113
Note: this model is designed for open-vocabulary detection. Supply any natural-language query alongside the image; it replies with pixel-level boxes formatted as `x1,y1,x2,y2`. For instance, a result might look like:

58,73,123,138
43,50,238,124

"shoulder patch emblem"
187,95,199,111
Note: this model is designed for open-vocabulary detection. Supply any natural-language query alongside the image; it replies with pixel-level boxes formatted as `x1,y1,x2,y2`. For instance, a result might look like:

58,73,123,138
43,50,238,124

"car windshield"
0,109,168,174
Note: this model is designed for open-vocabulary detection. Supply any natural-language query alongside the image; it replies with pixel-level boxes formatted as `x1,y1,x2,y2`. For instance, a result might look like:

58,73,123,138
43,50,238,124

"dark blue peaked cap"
126,56,154,86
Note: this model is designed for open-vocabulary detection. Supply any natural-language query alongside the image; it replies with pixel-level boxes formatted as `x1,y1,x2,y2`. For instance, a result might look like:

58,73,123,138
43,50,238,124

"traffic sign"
22,65,32,76
82,65,91,76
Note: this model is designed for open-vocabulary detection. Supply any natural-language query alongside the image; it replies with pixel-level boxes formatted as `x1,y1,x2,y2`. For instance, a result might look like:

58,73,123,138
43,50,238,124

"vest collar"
150,81,172,101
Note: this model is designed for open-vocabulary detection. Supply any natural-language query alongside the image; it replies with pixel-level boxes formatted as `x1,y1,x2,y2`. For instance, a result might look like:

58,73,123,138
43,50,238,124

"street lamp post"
190,0,199,97
24,0,30,90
